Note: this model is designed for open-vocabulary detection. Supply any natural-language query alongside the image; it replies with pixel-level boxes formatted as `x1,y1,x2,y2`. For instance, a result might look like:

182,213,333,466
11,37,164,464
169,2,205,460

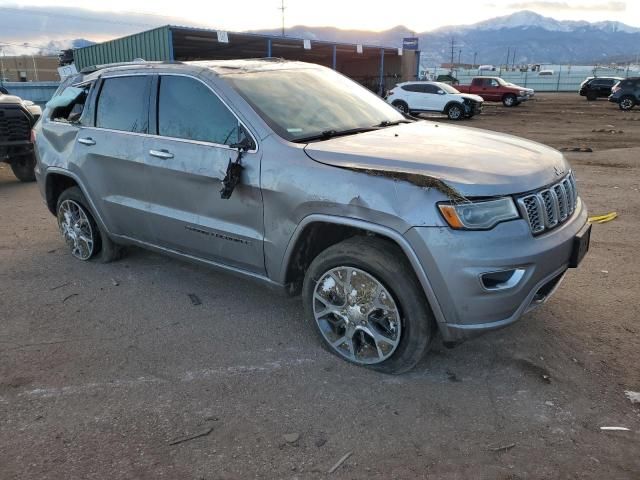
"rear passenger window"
96,76,149,133
157,76,239,145
401,84,422,92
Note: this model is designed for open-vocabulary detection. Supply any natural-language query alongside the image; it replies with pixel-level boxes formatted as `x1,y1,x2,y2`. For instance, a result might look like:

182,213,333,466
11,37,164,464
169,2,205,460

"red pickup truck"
455,77,534,107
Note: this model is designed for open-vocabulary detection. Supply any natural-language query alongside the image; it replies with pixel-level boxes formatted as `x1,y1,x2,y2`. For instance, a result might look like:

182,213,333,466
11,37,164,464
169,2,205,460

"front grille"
0,109,31,143
517,173,578,235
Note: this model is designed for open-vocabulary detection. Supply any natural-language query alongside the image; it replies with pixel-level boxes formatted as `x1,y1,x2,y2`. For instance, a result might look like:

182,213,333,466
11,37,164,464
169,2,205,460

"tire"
502,94,517,107
446,103,464,120
302,236,436,374
619,96,636,111
56,186,123,262
10,153,36,182
391,100,409,114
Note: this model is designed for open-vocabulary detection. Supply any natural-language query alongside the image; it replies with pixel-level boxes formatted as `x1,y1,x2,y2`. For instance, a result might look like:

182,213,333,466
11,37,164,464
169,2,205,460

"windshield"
222,66,405,142
438,83,461,94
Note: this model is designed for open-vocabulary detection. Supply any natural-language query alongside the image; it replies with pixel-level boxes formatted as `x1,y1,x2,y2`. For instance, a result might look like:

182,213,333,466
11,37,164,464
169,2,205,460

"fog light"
480,268,526,290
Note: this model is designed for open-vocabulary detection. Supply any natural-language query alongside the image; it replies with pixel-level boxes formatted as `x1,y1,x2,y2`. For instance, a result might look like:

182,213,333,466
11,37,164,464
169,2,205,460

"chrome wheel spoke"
58,200,94,260
313,266,401,365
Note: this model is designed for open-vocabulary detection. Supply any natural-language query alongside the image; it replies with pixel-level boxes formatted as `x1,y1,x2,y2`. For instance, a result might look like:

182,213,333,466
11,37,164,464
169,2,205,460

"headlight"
519,90,526,96
438,198,519,230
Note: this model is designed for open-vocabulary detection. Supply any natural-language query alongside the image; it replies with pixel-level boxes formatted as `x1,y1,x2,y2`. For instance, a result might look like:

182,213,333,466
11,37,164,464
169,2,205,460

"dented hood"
303,121,570,197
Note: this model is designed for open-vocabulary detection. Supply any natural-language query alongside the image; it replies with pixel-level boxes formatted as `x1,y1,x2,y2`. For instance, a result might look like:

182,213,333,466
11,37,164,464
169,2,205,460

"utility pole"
458,49,462,66
505,47,510,71
450,38,455,71
473,51,477,68
281,0,286,37
0,46,5,83
511,48,516,69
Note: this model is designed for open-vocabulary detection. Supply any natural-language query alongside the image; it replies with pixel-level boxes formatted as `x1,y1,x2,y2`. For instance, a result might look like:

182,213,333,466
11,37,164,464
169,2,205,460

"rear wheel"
56,187,123,262
586,91,597,101
302,237,436,374
502,94,517,107
619,95,636,111
446,103,464,120
391,100,409,114
10,153,36,182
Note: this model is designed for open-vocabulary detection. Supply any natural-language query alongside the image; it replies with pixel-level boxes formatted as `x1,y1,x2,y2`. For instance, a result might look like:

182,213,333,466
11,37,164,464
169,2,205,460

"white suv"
386,81,484,120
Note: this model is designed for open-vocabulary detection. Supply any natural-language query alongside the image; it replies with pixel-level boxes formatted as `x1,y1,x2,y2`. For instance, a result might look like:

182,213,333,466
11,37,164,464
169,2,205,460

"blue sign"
403,37,419,50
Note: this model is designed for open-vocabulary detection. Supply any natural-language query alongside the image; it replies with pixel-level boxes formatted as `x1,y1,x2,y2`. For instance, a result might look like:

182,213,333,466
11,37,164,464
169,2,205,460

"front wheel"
302,237,436,374
446,103,464,120
10,154,36,182
619,96,636,111
502,94,517,107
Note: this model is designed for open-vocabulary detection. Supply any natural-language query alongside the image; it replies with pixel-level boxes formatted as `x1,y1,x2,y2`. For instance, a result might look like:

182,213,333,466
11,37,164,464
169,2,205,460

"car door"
421,84,443,112
400,84,423,110
72,74,155,243
144,74,264,274
601,79,615,96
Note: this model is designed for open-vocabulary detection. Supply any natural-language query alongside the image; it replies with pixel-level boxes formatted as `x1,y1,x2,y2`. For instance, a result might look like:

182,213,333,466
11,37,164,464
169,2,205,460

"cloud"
0,4,209,55
505,1,626,11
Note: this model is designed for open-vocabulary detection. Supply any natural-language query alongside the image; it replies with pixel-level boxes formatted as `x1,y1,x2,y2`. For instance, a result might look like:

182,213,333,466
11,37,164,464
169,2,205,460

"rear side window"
96,76,149,133
401,84,422,93
157,76,239,145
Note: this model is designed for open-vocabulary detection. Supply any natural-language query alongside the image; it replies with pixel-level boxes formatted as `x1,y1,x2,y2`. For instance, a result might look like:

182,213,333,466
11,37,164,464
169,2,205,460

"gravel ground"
1,93,639,479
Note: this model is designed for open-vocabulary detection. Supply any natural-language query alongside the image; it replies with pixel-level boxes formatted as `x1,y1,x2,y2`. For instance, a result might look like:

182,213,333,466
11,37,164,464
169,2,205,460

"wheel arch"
279,214,447,327
443,100,464,113
44,168,109,232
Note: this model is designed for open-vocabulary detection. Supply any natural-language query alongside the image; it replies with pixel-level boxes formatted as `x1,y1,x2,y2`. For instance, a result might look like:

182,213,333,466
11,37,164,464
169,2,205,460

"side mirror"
228,125,255,151
230,136,253,152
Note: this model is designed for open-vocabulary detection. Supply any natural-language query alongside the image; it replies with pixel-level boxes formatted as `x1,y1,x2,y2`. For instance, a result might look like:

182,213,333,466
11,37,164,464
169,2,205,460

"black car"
609,77,640,111
579,77,623,101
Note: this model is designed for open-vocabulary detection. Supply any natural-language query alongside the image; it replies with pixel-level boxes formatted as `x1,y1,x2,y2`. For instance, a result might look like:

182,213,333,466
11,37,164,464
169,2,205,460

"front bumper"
405,198,588,342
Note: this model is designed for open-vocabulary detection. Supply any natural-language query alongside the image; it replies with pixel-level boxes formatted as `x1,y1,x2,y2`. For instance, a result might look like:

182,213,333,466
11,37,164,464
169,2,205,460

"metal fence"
0,81,60,106
420,65,640,92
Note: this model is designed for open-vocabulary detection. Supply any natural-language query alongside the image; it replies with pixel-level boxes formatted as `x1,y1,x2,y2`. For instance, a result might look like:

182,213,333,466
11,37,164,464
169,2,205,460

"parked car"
34,60,590,373
435,74,459,85
386,81,483,120
455,77,532,107
609,77,640,111
579,77,623,101
0,89,42,181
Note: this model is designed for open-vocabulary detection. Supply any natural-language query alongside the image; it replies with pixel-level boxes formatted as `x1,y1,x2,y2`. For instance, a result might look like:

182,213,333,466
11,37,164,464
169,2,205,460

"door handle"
78,137,96,146
149,149,174,160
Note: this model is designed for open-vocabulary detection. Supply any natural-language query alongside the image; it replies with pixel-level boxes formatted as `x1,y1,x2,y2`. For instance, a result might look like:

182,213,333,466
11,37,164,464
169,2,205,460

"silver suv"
34,60,591,373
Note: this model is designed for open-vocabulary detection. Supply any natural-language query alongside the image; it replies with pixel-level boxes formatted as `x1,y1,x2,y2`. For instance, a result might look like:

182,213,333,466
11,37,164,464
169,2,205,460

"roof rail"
79,60,183,74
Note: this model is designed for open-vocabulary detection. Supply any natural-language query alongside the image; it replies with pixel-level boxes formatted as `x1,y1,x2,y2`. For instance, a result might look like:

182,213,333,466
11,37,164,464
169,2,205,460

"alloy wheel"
312,267,402,365
448,106,462,120
57,200,95,260
620,98,634,110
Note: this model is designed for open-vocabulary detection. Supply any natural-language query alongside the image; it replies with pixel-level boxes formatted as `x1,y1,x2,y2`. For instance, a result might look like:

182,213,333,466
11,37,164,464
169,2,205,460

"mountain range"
254,11,640,65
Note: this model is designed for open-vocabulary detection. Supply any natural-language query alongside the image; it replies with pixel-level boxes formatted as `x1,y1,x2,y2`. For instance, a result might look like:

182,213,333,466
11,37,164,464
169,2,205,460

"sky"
0,0,638,54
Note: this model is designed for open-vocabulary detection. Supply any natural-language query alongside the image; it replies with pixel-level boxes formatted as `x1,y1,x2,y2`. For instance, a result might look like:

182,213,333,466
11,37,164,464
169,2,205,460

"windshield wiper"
294,126,380,143
376,119,412,127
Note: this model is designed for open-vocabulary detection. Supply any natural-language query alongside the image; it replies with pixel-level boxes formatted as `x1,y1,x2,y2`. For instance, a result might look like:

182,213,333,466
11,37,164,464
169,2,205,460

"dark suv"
609,77,640,111
0,90,42,181
579,77,623,101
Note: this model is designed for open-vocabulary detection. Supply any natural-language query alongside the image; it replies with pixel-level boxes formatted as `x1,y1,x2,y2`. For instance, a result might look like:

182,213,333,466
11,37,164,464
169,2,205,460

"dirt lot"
1,93,639,479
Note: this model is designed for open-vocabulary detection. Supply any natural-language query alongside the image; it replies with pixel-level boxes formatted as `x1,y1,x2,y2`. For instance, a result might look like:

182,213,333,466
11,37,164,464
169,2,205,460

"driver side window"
157,75,247,146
